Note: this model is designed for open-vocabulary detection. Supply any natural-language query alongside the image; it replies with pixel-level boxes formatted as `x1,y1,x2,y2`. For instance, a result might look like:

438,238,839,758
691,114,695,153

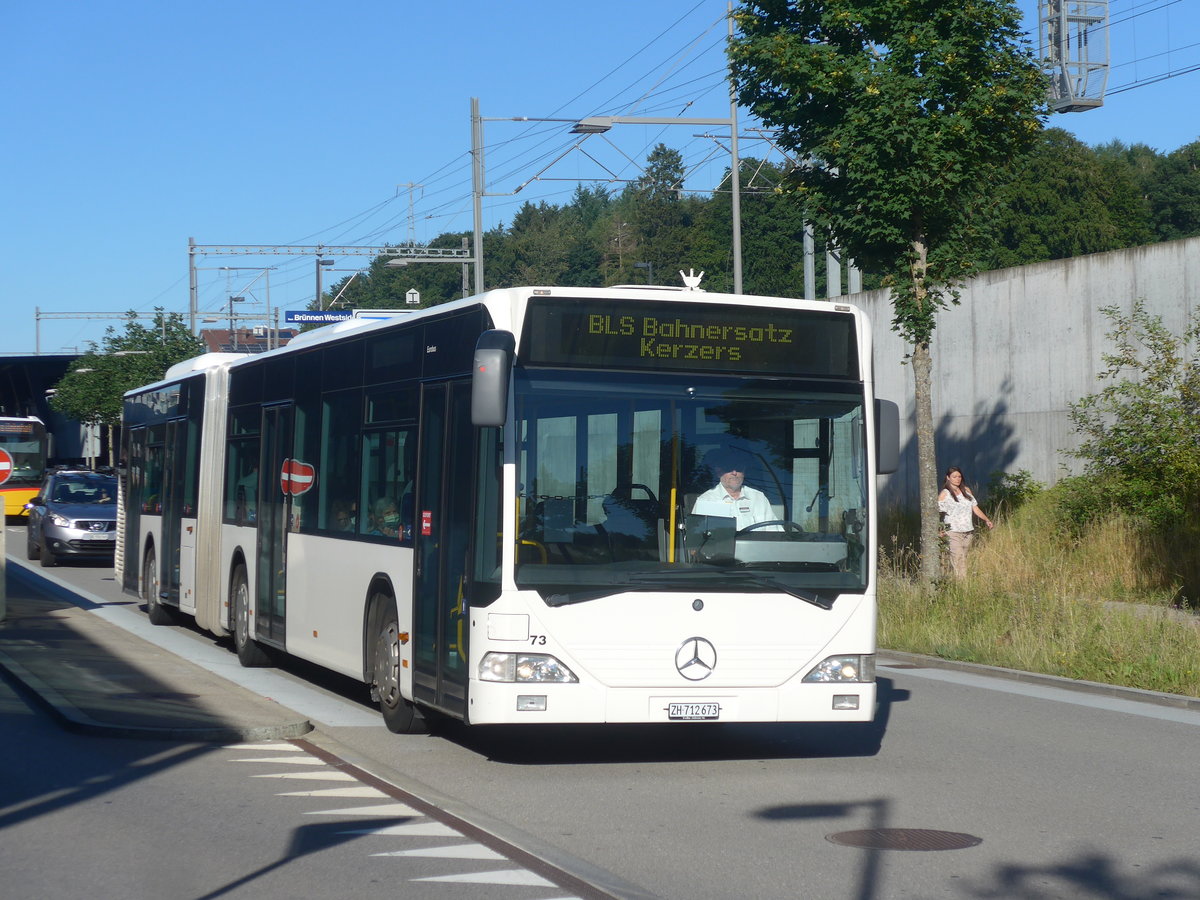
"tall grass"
877,492,1200,698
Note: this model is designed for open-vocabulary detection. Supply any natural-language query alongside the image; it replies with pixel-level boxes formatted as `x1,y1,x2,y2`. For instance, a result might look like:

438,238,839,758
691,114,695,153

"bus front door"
255,404,292,649
412,381,472,719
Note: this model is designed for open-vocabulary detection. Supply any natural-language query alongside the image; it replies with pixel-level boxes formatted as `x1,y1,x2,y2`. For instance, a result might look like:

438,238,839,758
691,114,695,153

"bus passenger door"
412,381,472,718
121,427,146,595
160,420,186,606
255,404,292,648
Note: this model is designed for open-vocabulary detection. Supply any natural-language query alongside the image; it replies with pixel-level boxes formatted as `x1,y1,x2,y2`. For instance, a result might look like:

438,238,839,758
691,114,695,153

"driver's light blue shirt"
692,483,775,530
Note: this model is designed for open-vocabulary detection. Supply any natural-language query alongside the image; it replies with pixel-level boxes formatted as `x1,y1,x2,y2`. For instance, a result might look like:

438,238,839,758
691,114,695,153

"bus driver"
691,449,775,530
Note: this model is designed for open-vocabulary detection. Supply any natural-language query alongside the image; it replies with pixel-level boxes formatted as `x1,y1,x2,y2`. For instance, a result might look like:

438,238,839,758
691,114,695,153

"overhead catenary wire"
112,0,1196,346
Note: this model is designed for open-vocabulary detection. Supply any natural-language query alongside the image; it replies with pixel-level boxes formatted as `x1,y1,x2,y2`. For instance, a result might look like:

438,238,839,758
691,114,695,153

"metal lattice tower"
1039,0,1110,112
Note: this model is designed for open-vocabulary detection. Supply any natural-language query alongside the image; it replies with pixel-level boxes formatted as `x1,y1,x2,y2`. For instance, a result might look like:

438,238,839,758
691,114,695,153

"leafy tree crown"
729,0,1048,342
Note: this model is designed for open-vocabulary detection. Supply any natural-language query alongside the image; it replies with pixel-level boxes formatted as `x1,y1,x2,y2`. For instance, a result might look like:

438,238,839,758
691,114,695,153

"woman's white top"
939,490,976,533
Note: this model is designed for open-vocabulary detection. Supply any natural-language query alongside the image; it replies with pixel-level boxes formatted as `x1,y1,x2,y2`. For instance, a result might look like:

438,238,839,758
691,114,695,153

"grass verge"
878,494,1200,699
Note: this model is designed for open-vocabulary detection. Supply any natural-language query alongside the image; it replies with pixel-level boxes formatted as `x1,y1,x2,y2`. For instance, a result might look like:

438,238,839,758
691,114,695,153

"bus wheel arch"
143,540,175,625
230,557,272,667
365,584,426,734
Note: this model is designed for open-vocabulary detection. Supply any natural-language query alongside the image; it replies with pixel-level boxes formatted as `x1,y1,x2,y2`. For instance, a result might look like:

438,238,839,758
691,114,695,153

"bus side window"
319,389,361,534
225,407,260,525
360,427,416,540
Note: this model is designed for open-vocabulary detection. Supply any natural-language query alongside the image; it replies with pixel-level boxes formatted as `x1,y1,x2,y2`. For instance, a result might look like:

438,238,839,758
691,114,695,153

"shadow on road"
432,676,910,765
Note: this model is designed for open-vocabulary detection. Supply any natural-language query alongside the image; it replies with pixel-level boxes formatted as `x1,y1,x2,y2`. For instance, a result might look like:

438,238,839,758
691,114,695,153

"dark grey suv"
25,469,118,567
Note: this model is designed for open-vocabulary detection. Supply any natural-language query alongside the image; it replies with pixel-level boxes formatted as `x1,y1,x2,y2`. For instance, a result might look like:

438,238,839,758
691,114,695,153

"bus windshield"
0,422,48,486
514,370,869,604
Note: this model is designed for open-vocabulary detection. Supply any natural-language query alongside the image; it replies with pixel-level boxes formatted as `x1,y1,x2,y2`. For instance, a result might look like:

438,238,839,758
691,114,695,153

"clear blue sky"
4,0,1197,356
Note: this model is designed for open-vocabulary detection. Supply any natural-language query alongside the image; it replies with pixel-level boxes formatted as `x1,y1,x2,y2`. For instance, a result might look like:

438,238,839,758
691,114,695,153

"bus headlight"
802,654,875,683
479,652,578,684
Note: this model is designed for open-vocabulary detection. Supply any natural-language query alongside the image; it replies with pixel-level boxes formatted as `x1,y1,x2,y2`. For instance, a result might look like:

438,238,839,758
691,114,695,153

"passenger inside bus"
369,496,402,539
332,499,356,532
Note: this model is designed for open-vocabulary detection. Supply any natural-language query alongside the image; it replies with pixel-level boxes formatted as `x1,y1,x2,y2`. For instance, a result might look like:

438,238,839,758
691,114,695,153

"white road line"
340,822,461,837
222,745,581,897
277,787,391,798
375,843,508,860
412,868,557,886
306,802,421,817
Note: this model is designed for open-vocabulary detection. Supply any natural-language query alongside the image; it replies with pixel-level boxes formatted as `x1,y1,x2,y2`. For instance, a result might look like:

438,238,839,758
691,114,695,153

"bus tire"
231,565,272,668
143,548,176,625
372,596,427,735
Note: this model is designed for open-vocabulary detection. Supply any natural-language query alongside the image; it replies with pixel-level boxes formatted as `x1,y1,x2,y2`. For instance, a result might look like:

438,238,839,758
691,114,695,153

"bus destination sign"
521,297,858,378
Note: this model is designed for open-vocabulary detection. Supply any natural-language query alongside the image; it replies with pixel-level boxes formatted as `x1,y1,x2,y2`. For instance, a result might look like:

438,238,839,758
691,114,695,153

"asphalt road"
12,541,1200,900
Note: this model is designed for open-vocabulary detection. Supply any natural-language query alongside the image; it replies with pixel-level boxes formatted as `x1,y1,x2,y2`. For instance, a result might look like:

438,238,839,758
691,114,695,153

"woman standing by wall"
938,466,993,578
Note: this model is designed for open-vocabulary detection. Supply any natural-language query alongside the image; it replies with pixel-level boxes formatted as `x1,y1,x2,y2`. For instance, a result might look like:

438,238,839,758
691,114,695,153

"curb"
0,645,312,742
2,555,314,742
879,648,1200,712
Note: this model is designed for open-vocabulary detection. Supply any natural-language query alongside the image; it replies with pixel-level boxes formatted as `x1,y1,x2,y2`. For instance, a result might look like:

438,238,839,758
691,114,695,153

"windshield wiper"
733,573,832,609
627,569,833,609
543,586,627,606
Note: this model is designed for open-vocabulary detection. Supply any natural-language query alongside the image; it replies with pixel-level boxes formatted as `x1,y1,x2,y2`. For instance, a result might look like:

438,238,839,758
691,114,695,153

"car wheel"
232,565,272,667
372,595,427,734
38,540,56,567
26,528,39,561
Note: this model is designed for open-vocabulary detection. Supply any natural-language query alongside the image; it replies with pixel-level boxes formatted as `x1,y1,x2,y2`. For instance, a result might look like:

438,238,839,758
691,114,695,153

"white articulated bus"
119,285,898,732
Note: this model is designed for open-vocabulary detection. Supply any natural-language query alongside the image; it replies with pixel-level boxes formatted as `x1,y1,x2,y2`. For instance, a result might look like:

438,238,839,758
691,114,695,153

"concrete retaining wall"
849,235,1200,506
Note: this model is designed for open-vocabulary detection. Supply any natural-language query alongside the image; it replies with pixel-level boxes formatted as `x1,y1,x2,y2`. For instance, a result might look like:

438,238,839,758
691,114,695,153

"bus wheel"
372,598,426,734
143,548,176,625
232,565,272,668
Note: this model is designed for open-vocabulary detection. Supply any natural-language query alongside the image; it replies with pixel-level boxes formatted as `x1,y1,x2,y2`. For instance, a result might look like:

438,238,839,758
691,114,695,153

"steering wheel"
737,519,805,535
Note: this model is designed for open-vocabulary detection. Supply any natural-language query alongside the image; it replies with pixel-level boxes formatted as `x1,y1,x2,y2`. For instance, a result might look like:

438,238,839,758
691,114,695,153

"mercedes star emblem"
675,637,718,681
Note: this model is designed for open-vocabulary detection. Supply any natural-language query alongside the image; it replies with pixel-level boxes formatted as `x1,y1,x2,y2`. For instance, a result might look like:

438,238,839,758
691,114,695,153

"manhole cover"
826,829,982,851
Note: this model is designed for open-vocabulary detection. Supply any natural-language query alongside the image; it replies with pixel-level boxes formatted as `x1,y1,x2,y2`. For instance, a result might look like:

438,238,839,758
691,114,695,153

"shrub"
985,469,1043,517
1068,300,1200,530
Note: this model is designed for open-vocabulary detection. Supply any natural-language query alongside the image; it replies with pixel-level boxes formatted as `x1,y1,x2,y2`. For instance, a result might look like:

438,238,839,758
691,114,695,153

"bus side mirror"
875,398,899,475
471,330,516,427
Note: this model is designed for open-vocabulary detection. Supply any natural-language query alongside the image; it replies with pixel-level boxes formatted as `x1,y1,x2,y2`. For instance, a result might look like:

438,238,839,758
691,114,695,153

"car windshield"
513,370,869,604
52,475,116,505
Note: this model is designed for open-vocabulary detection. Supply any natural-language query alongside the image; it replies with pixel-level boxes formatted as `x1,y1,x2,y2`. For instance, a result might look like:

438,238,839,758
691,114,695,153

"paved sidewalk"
0,560,311,742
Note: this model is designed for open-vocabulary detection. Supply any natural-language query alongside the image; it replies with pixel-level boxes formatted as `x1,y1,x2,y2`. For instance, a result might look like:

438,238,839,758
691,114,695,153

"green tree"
50,310,206,433
1146,139,1200,242
323,233,475,314
727,158,812,297
619,144,707,287
508,200,575,284
729,0,1047,581
980,129,1152,270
